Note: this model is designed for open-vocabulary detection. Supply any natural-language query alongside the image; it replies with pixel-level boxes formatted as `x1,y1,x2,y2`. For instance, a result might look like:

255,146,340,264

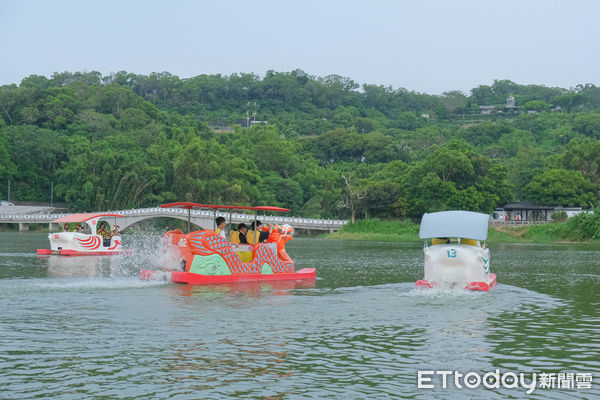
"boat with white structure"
416,210,496,291
37,213,125,256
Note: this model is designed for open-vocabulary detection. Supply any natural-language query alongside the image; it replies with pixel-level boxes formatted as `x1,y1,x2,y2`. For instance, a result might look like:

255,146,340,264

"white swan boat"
37,213,125,256
416,210,496,291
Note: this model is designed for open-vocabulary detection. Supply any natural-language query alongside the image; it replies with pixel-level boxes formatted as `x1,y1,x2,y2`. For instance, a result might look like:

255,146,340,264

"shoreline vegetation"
1,72,599,225
324,211,600,243
3,209,599,244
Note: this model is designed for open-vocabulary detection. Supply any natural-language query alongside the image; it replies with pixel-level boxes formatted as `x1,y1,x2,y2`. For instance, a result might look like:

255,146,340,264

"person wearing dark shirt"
248,220,269,244
237,223,248,244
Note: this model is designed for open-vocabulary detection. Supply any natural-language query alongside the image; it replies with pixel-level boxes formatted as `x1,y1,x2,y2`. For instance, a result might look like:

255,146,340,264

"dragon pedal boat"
141,202,316,285
416,210,496,291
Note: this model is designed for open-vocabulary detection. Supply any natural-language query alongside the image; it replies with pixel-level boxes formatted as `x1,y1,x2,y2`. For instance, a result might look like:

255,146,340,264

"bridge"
0,206,348,233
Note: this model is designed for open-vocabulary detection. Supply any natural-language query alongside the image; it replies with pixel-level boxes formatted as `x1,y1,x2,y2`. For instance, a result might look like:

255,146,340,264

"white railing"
0,207,348,227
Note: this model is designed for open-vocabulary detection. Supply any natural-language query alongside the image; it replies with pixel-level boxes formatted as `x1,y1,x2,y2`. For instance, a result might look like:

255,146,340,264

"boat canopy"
160,202,290,213
52,213,124,223
419,211,490,240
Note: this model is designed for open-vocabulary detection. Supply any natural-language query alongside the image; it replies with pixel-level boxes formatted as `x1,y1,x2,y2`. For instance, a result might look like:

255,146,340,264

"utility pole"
7,180,10,201
51,181,54,207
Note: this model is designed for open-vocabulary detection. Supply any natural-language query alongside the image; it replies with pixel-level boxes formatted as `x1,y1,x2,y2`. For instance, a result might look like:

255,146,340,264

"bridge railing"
108,207,348,227
0,213,69,220
1,207,348,227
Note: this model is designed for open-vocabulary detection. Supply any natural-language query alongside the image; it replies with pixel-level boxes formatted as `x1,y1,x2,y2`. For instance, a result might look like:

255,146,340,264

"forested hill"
1,70,599,219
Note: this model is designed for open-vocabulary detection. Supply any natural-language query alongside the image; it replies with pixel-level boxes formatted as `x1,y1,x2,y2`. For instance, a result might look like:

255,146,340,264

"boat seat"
432,238,450,245
461,238,478,246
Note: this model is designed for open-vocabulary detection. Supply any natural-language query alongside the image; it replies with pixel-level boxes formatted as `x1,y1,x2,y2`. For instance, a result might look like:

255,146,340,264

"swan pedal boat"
140,202,316,285
416,210,496,291
36,213,125,256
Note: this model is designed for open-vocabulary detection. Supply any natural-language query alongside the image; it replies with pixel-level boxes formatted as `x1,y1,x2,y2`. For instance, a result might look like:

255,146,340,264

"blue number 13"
447,249,457,258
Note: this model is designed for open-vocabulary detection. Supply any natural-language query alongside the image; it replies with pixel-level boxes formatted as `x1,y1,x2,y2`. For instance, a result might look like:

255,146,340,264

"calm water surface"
0,232,598,399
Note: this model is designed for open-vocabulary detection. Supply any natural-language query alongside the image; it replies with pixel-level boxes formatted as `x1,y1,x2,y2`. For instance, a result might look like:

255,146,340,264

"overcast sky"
1,0,598,95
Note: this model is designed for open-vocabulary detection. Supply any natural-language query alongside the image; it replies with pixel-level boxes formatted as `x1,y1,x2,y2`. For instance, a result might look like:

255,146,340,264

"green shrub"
564,209,600,240
523,223,570,242
551,211,568,222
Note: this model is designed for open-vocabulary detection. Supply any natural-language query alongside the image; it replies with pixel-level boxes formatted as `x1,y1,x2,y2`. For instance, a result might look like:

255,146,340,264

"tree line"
0,70,599,220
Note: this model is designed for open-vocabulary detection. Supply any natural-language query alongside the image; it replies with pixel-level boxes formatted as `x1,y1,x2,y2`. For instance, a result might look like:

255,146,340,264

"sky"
1,0,599,95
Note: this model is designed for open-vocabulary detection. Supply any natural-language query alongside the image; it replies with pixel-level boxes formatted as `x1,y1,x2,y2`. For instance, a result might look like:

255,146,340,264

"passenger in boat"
75,224,83,233
247,221,258,244
111,225,120,236
248,221,269,244
63,223,70,232
97,224,112,247
215,217,227,239
260,225,270,242
237,223,248,244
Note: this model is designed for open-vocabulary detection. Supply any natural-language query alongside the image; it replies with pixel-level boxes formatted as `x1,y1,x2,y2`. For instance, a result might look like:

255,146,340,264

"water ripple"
0,238,598,398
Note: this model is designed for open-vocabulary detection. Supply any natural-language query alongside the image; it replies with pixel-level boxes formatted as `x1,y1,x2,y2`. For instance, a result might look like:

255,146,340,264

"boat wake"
3,276,166,292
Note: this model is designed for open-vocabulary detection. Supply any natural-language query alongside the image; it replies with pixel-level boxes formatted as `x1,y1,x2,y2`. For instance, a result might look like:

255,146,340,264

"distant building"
209,120,234,133
235,119,267,128
479,105,496,115
506,96,516,108
492,202,583,223
209,119,268,132
479,96,517,114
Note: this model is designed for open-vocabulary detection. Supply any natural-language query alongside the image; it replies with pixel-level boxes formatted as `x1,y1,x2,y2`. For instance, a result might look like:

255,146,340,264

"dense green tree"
3,125,63,200
523,169,595,207
258,174,304,213
398,141,511,217
2,70,600,218
560,137,600,183
0,128,17,182
361,160,406,218
572,113,600,139
524,100,551,113
553,92,586,112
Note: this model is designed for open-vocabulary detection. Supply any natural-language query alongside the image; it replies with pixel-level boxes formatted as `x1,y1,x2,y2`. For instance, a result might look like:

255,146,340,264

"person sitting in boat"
75,224,83,233
247,221,258,244
111,225,120,237
215,217,227,239
230,223,250,245
248,221,269,244
97,224,112,247
237,223,248,244
63,223,70,232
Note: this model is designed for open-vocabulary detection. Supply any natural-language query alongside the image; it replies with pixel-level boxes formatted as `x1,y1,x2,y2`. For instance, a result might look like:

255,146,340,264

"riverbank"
323,219,421,242
324,214,600,243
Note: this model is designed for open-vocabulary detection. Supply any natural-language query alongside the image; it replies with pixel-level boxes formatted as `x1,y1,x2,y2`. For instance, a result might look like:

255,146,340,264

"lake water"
0,232,598,399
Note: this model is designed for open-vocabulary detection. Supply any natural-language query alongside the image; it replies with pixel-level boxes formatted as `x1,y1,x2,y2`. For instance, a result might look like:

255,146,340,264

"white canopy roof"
419,211,490,240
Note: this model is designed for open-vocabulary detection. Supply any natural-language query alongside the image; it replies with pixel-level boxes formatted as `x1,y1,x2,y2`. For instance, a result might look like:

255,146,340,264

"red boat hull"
416,273,497,291
141,268,316,285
